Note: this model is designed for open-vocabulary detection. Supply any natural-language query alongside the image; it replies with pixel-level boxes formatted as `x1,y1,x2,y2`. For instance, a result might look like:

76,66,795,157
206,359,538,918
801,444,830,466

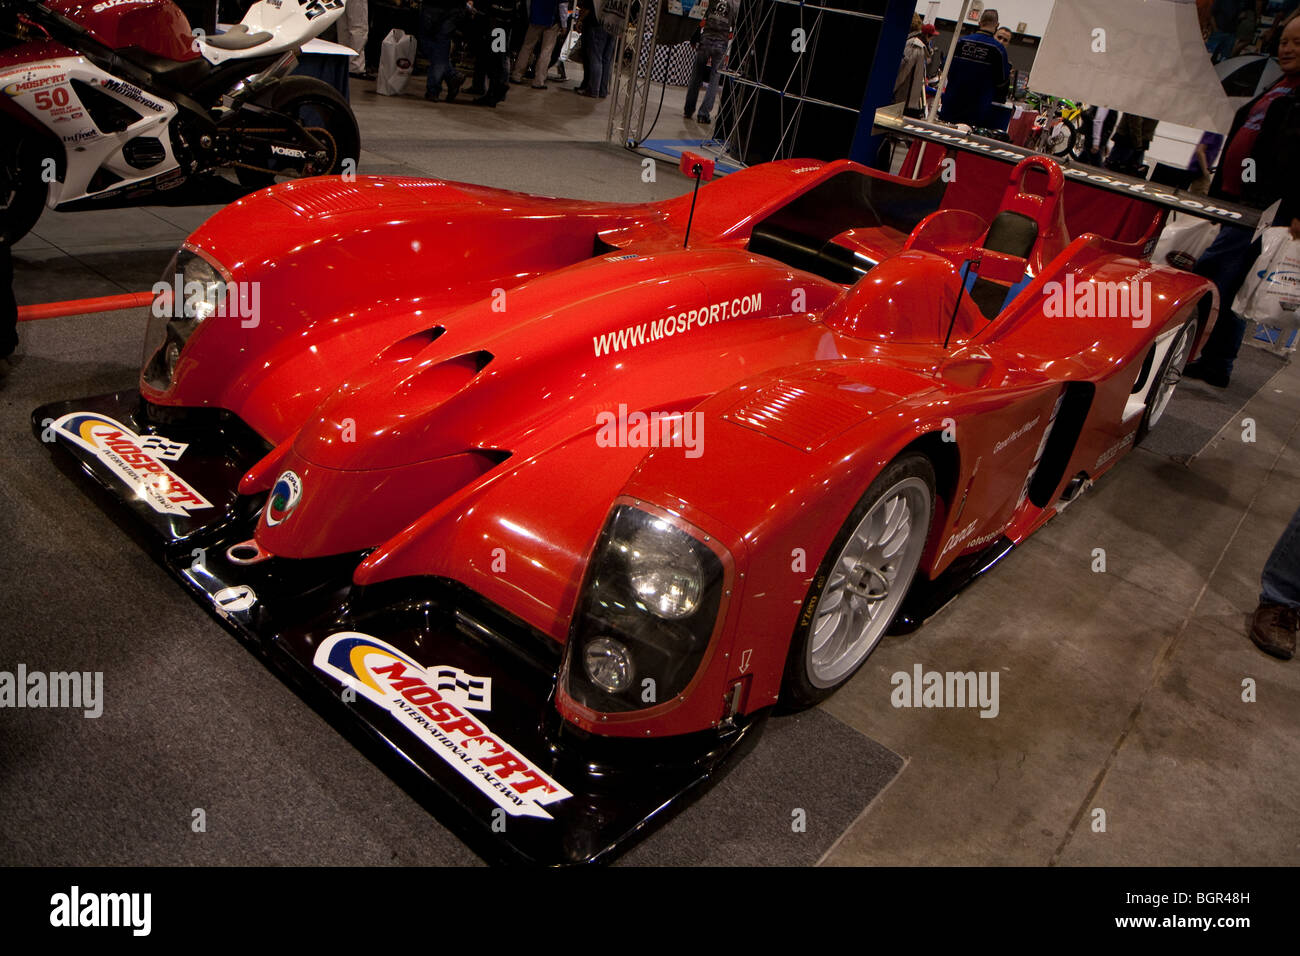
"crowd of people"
350,0,734,115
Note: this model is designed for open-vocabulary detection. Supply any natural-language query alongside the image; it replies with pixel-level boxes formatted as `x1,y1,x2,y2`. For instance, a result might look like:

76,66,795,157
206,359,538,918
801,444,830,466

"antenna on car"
943,255,981,350
679,151,715,249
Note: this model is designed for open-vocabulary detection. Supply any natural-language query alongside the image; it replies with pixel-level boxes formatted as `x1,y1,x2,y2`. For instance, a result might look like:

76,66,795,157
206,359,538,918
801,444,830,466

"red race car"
35,148,1232,864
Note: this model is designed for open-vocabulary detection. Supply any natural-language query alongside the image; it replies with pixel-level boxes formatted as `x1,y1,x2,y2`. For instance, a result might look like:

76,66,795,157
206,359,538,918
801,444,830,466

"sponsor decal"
315,633,571,819
0,63,62,83
271,144,307,159
3,72,66,96
97,77,164,113
939,517,978,559
92,0,149,12
265,471,302,526
593,292,763,357
62,128,100,144
213,585,257,616
51,413,211,515
1095,430,1136,470
993,416,1040,455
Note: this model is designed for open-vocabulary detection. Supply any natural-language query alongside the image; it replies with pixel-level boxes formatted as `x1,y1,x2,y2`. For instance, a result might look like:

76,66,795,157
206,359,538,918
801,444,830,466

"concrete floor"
3,73,1299,866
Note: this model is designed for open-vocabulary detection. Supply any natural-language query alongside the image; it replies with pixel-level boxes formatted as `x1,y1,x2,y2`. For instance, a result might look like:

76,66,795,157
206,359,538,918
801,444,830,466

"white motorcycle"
0,0,361,243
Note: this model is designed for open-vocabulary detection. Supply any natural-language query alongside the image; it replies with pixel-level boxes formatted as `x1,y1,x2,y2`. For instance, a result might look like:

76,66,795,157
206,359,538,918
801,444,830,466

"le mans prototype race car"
35,138,1234,864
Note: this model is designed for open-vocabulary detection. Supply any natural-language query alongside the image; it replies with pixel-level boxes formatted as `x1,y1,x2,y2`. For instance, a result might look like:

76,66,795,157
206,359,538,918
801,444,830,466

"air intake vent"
122,136,166,169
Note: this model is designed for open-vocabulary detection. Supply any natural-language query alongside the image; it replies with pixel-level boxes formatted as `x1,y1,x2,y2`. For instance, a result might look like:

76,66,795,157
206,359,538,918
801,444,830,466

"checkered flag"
138,435,189,462
436,667,491,711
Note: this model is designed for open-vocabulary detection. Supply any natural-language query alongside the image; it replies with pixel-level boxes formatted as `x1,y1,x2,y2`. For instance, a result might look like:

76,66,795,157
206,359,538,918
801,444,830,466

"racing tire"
0,129,51,245
234,76,360,189
780,453,936,709
1135,317,1198,445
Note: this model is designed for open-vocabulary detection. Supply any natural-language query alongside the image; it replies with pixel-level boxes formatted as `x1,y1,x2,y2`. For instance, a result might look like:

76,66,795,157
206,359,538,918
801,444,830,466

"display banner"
1030,0,1244,134
873,109,1262,230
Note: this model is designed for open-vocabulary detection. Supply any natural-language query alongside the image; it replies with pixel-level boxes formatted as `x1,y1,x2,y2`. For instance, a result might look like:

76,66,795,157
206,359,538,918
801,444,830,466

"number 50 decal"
34,88,71,110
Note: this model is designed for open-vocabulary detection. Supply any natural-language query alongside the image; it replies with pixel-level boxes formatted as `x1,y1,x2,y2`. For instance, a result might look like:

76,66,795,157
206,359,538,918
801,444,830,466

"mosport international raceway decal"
314,633,572,819
51,412,211,515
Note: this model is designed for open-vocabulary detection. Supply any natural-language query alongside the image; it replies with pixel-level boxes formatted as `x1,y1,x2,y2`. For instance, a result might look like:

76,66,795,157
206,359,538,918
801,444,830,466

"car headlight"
142,249,228,391
625,524,704,619
564,505,726,713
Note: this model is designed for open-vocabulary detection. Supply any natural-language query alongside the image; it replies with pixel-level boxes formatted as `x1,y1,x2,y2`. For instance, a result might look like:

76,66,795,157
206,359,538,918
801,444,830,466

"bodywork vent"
272,178,456,218
725,383,863,452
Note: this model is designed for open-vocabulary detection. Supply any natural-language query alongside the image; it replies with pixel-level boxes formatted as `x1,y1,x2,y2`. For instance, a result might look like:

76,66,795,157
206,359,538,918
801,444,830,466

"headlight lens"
178,254,226,323
583,637,635,693
142,250,229,392
564,505,726,713
626,522,703,619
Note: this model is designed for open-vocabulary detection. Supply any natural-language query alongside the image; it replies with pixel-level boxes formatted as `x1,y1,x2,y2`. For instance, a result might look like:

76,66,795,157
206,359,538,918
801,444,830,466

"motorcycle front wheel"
0,129,51,245
229,76,360,190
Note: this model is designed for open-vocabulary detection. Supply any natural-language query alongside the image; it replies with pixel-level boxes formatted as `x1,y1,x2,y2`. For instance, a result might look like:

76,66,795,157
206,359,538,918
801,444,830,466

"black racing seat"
982,209,1038,259
113,46,212,91
205,24,274,51
111,47,281,100
968,210,1038,318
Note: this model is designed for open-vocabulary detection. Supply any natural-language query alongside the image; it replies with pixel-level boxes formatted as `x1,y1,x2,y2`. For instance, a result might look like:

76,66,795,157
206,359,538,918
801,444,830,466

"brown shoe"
1249,603,1298,660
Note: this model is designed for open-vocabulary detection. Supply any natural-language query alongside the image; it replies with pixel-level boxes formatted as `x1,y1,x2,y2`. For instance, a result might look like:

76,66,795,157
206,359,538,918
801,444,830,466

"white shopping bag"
1152,212,1219,271
1232,227,1300,329
376,29,416,96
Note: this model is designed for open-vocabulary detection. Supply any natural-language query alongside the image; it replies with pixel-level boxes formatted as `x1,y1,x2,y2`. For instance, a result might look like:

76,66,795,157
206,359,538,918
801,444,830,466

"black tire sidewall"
780,453,937,710
0,131,50,245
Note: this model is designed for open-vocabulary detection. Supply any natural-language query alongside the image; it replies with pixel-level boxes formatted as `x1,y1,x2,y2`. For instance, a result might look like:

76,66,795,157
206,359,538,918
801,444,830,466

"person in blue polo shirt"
938,8,1010,128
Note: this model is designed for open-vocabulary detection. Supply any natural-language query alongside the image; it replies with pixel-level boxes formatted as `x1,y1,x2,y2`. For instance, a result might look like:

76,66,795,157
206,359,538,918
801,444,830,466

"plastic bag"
376,29,416,96
1152,212,1219,271
1232,226,1300,329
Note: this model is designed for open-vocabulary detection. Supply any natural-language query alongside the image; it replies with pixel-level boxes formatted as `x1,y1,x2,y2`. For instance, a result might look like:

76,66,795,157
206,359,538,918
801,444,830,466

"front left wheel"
1136,317,1198,444
781,453,936,709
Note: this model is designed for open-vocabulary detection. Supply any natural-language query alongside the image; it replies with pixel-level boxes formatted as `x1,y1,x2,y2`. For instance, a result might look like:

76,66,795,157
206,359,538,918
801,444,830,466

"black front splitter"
32,391,765,866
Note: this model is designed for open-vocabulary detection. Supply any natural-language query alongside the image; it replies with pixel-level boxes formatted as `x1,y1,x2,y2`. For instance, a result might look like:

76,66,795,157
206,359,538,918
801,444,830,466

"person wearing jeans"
1252,505,1300,660
420,1,466,102
684,0,737,123
581,18,613,97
